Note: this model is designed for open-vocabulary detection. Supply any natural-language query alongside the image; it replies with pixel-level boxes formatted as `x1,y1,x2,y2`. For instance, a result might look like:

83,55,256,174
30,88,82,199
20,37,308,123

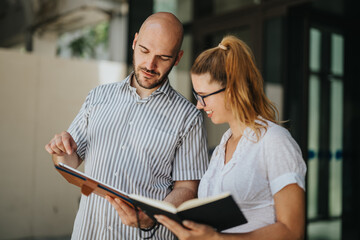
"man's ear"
174,50,184,66
132,33,138,50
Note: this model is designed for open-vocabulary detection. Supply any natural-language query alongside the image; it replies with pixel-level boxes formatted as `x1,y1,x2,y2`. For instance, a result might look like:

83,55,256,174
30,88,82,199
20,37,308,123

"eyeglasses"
192,88,226,107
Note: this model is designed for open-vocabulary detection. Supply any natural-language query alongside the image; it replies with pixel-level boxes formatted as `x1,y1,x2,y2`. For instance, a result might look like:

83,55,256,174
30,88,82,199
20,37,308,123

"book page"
129,194,178,214
177,192,231,212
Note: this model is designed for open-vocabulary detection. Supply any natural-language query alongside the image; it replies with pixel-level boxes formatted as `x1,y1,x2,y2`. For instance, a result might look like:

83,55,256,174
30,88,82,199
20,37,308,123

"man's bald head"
138,12,184,52
131,12,185,93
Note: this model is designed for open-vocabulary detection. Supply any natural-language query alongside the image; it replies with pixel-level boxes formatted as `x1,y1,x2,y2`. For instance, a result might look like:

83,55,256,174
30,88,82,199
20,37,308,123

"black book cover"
131,195,247,231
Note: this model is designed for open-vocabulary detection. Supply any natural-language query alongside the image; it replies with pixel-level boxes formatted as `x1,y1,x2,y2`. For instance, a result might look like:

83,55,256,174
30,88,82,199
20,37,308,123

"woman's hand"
155,215,220,240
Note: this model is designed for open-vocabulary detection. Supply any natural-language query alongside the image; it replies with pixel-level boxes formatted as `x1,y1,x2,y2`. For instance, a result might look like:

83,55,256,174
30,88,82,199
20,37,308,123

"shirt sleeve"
172,112,209,181
67,89,94,161
264,126,307,195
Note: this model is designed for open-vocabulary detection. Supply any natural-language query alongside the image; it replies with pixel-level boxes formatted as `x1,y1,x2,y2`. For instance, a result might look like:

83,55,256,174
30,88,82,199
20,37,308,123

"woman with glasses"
154,35,306,240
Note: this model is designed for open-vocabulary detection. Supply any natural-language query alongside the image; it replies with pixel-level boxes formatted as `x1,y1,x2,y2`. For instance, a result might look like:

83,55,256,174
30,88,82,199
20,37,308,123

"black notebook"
129,192,247,231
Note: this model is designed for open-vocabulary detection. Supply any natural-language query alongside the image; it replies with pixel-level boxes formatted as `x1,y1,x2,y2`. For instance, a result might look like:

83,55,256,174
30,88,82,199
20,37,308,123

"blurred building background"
0,0,359,239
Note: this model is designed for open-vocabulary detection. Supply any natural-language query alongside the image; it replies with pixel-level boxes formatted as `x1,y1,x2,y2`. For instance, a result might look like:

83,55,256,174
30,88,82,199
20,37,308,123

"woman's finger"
182,220,204,230
155,215,188,236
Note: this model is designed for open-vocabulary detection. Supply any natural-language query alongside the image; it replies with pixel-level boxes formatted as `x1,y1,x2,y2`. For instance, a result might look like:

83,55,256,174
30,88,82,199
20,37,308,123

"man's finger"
45,144,55,154
115,198,136,215
55,136,66,153
61,132,77,155
63,137,73,155
50,141,63,155
106,196,139,226
106,196,127,217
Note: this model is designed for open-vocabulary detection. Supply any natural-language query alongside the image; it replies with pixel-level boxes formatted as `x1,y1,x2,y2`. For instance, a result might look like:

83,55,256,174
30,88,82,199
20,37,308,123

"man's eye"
160,57,171,61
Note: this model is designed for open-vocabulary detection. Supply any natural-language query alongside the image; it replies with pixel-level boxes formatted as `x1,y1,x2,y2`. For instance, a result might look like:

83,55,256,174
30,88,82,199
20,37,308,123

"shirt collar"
220,125,258,147
122,72,173,102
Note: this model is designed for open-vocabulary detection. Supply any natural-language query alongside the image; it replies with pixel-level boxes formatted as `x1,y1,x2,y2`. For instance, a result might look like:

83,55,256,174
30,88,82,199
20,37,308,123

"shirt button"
114,171,118,176
122,145,125,150
107,226,112,231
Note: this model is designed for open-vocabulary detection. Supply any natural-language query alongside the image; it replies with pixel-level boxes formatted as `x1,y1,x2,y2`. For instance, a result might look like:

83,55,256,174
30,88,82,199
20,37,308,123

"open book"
129,192,247,231
55,163,247,231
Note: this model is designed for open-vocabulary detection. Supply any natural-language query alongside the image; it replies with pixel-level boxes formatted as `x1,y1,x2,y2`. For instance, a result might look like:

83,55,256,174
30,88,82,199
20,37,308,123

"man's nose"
145,55,157,70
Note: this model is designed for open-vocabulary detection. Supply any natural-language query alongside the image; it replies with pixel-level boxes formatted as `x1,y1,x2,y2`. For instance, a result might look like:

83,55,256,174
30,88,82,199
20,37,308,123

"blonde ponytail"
192,35,279,141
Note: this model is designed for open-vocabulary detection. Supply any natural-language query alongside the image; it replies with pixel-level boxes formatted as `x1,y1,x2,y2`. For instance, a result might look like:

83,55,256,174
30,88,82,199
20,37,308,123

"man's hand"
45,131,77,156
45,131,82,168
106,196,155,229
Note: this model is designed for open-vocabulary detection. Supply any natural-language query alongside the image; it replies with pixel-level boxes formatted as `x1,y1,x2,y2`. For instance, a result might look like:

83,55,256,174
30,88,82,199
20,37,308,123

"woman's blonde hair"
191,35,279,141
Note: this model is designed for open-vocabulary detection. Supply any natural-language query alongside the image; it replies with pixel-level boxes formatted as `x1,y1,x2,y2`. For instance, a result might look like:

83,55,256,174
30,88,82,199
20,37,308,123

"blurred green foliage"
57,21,109,58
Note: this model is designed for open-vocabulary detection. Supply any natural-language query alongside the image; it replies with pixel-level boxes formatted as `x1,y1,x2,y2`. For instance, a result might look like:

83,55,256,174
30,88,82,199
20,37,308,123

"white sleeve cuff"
270,172,305,195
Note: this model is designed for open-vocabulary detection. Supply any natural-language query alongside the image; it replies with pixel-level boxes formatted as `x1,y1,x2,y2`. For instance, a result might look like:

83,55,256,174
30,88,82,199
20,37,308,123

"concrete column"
108,13,128,63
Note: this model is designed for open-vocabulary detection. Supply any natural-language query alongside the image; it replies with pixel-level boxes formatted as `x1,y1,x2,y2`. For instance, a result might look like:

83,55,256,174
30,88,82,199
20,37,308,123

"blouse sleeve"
264,125,307,195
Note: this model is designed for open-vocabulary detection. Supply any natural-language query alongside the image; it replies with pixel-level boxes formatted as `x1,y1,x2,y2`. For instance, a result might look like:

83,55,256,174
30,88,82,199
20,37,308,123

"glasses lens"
192,89,206,106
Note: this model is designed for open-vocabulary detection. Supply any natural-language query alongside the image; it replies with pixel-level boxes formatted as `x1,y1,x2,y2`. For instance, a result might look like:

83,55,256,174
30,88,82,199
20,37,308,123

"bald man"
45,12,208,239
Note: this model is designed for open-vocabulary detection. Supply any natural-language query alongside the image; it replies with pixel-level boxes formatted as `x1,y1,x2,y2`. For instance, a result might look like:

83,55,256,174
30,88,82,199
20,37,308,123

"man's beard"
133,61,174,90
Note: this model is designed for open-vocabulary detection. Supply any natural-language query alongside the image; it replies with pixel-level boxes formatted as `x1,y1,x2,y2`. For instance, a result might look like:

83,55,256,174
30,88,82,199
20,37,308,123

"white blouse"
198,120,306,233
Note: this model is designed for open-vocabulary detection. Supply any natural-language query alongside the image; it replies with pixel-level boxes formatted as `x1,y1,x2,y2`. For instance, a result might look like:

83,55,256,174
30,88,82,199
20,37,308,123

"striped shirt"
68,73,209,240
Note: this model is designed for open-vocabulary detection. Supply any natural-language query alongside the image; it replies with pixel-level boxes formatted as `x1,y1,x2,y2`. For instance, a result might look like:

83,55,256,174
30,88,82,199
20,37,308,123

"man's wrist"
139,219,158,230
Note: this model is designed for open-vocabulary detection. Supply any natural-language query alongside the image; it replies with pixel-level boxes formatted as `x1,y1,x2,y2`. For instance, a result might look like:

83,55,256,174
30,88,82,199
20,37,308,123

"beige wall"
0,49,126,239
